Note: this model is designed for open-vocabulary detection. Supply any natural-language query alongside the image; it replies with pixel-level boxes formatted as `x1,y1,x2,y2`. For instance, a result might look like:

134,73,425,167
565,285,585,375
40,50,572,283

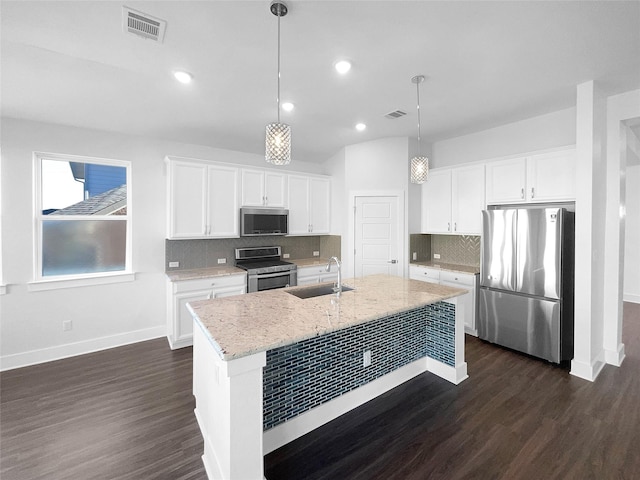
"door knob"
388,259,397,264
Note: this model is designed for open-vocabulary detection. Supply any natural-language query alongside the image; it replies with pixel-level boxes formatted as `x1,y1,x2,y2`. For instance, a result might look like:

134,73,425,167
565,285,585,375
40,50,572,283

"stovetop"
236,259,295,271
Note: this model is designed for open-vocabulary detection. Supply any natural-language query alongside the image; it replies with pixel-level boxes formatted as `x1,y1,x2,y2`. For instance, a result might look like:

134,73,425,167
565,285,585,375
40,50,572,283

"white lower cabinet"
409,265,478,336
296,263,338,286
167,273,246,349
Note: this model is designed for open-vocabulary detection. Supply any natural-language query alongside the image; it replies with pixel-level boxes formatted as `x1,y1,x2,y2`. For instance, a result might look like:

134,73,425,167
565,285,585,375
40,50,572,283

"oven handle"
248,270,294,280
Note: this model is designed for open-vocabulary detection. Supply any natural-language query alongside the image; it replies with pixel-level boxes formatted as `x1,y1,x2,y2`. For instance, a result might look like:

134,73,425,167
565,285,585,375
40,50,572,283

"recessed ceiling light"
355,123,366,131
282,102,294,112
173,71,193,84
334,60,352,75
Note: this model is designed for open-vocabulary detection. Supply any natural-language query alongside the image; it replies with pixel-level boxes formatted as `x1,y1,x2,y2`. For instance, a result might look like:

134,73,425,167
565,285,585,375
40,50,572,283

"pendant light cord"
276,6,281,124
416,80,421,155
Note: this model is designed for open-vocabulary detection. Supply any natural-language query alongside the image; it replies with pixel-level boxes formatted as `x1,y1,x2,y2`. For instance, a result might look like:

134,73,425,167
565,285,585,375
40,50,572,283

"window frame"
30,152,133,290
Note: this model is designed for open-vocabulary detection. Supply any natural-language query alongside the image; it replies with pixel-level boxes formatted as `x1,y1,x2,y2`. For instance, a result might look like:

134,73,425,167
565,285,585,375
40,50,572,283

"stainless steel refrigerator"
478,207,574,363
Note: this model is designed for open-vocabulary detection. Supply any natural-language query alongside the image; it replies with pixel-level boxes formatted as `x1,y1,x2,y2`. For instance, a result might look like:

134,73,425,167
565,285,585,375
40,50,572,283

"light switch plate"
313,251,320,257
412,252,417,261
433,253,441,259
169,261,179,268
217,258,226,264
282,253,290,259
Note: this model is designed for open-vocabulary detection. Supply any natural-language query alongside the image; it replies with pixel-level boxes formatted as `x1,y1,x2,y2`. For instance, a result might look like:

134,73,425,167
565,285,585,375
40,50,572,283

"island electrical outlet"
363,350,372,367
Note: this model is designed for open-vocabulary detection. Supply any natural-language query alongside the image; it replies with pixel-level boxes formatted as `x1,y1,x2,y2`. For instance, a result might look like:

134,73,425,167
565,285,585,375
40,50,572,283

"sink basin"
287,284,354,299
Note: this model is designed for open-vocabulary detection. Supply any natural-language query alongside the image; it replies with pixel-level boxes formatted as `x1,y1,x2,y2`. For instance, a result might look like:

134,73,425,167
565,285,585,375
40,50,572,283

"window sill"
28,272,136,292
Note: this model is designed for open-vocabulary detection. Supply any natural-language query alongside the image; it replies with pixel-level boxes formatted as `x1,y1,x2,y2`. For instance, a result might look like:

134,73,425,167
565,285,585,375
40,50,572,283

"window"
33,153,132,285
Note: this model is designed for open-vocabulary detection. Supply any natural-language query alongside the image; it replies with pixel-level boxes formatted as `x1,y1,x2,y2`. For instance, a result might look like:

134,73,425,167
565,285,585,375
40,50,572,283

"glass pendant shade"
266,122,291,165
410,155,429,184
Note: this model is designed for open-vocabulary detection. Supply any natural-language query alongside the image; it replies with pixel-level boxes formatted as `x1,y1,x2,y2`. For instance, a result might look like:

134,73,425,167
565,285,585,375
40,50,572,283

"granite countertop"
165,266,246,282
292,258,333,267
410,261,480,275
188,274,467,361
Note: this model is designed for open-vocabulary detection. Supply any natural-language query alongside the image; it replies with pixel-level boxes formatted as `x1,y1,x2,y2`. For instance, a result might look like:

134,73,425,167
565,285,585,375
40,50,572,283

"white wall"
432,107,576,168
625,165,640,302
0,118,322,370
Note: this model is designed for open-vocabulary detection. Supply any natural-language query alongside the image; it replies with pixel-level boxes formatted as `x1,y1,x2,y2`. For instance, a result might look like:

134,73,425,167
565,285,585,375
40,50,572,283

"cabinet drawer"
173,273,246,293
440,270,475,286
298,264,333,278
410,266,440,282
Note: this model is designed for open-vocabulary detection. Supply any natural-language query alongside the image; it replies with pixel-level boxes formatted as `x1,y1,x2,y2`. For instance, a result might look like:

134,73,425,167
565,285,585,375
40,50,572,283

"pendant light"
265,1,291,165
410,75,428,184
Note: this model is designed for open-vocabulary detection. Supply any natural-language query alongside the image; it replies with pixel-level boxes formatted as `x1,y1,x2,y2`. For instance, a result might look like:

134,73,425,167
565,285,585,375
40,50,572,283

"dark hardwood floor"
2,303,639,480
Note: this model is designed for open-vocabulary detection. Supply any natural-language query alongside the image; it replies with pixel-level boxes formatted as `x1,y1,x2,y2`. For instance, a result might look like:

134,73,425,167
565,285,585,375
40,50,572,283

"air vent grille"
122,6,166,42
385,110,407,119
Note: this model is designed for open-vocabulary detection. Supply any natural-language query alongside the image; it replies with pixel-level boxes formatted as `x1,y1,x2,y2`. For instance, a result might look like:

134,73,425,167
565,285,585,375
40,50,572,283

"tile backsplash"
410,233,480,267
166,235,341,271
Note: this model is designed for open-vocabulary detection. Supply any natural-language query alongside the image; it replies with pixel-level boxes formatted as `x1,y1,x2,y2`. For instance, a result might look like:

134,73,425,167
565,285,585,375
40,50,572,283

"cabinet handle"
447,222,450,232
531,187,535,199
521,187,524,199
454,222,457,232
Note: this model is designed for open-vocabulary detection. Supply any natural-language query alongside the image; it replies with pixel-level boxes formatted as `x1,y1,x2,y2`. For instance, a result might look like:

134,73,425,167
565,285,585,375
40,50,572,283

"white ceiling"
2,1,639,164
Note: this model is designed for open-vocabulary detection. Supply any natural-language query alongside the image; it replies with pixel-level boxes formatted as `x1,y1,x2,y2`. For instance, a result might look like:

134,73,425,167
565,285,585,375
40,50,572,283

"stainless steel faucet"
326,256,342,294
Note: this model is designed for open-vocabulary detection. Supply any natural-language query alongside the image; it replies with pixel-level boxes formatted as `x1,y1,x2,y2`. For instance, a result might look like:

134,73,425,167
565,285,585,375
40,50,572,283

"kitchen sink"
286,284,354,299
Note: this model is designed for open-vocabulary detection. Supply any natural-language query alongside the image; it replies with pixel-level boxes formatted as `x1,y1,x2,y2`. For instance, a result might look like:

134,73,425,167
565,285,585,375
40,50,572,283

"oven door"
248,270,296,293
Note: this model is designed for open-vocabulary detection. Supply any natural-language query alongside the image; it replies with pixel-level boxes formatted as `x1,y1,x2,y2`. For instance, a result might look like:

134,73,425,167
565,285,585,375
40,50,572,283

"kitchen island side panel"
263,302,456,430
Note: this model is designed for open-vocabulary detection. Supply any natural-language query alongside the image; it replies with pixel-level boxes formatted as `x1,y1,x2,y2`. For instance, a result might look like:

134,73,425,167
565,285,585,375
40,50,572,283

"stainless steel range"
235,246,297,293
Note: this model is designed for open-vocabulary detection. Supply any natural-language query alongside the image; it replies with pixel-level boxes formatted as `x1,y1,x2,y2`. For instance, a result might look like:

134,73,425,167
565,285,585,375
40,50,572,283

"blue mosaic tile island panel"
263,301,456,430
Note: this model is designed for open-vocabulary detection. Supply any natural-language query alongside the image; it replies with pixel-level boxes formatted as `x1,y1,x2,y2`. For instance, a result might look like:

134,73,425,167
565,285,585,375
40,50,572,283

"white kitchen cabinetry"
167,273,246,349
409,265,478,336
485,148,576,204
296,263,338,286
288,175,331,235
240,168,287,207
421,164,485,235
167,159,239,239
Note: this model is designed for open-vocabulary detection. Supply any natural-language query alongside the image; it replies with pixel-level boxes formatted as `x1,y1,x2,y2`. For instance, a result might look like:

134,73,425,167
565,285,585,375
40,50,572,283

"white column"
193,321,266,480
571,80,607,381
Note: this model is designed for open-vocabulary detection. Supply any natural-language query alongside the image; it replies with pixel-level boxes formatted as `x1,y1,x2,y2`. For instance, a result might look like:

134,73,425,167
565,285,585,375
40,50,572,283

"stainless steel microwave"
240,207,289,236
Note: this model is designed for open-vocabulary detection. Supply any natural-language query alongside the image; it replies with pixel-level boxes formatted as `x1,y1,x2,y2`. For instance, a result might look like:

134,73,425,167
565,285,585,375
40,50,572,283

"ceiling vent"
122,6,166,42
384,110,407,119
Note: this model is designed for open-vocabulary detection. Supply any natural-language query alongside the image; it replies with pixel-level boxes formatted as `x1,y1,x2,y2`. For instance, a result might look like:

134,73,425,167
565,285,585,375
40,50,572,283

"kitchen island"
188,274,469,480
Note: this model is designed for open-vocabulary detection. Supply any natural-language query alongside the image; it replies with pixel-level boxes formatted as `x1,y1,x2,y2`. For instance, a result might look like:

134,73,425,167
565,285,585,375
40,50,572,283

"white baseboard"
263,357,429,454
570,351,606,382
0,325,166,371
604,343,626,366
427,357,468,385
623,293,640,304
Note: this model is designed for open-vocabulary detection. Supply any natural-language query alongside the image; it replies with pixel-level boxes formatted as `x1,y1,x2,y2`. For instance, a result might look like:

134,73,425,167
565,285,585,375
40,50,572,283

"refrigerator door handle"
531,187,535,199
521,187,524,199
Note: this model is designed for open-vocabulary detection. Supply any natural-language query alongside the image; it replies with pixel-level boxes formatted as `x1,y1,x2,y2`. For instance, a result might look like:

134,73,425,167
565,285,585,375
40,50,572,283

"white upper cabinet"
486,148,576,204
240,168,287,207
167,159,239,239
422,164,485,235
288,174,331,235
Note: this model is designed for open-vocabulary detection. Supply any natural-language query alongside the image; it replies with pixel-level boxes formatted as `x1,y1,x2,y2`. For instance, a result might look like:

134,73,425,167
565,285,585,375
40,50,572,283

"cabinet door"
527,149,576,202
288,175,310,234
169,162,208,238
485,157,526,205
264,172,287,207
422,169,452,233
452,164,485,235
173,290,211,348
240,169,265,206
208,165,239,237
309,177,331,234
212,285,246,298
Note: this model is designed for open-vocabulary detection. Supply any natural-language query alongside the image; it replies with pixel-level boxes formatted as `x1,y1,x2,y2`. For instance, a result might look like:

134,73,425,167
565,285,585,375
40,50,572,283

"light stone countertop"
188,274,467,361
165,266,246,282
410,261,480,275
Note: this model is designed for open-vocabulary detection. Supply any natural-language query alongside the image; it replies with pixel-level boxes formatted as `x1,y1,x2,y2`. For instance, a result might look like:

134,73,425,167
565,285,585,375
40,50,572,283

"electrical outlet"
412,252,417,261
313,251,320,257
433,253,441,259
63,320,72,332
282,253,290,259
217,258,226,264
169,261,179,268
363,350,372,367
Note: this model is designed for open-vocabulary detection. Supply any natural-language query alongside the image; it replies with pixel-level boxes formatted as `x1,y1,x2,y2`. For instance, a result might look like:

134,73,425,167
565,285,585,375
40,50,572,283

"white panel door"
422,169,452,233
452,164,485,234
527,149,576,202
240,169,265,206
208,165,239,237
309,177,331,234
287,175,310,234
485,157,527,204
264,172,287,207
355,196,399,277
